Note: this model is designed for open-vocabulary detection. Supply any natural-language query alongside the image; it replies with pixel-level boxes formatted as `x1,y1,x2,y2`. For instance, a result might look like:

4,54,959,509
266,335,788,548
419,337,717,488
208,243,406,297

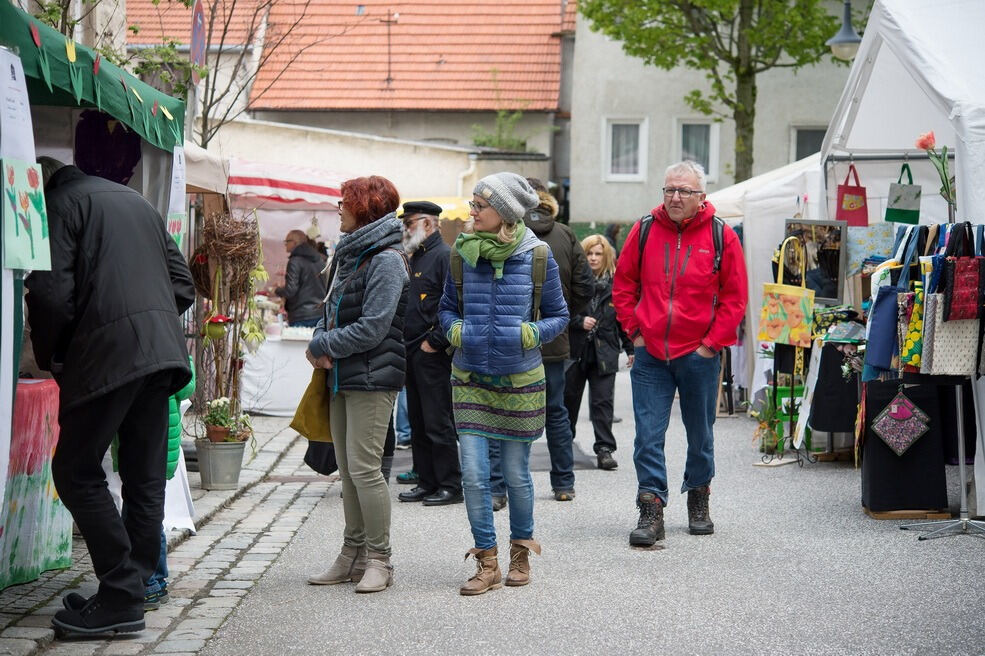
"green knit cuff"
521,322,540,349
447,320,463,348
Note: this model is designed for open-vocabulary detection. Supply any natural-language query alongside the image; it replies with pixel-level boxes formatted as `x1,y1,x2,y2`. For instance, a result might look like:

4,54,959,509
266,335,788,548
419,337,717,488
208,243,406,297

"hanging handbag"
864,228,919,370
941,222,984,321
836,164,869,227
757,236,815,348
926,289,978,377
899,282,924,369
290,368,333,442
812,305,858,337
303,441,338,476
884,163,921,225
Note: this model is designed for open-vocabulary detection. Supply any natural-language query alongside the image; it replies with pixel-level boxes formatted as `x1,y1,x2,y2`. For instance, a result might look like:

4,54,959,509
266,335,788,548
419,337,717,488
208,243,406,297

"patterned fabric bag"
940,222,983,321
919,293,938,374
846,222,895,276
871,391,930,456
836,164,868,226
812,306,858,337
884,163,921,225
926,291,979,376
899,282,924,368
758,237,815,348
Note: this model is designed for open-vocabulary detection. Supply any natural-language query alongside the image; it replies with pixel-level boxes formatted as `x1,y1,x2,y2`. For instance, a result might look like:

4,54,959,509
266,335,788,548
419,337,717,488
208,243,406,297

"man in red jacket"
613,160,747,547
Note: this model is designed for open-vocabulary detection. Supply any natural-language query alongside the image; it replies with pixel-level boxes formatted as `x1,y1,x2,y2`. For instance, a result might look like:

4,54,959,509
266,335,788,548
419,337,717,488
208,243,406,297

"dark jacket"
275,241,327,324
403,230,450,352
569,274,633,375
523,210,594,362
25,166,194,415
438,229,569,376
308,214,409,393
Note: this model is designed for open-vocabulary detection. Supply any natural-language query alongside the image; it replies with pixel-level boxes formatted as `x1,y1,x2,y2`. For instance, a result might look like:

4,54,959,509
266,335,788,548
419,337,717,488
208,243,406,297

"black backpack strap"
636,214,653,273
712,215,725,273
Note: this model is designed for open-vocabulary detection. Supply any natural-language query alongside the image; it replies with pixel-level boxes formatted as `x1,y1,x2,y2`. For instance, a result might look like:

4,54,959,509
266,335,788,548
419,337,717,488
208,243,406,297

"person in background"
396,200,463,507
26,157,194,636
274,230,327,327
519,178,594,502
613,160,747,548
440,173,569,595
395,388,412,449
305,176,408,594
565,235,634,471
604,223,622,257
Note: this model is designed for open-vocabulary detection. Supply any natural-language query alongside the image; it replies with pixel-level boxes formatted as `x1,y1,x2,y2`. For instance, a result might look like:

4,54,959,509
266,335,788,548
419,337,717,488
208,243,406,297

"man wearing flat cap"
397,200,463,506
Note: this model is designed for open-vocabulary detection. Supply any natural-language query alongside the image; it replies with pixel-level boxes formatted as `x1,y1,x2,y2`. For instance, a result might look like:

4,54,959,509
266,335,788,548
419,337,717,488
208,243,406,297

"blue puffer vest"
439,229,569,375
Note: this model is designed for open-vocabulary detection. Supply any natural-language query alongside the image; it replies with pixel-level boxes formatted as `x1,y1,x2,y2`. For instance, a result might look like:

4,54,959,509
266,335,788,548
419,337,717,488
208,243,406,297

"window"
603,118,648,182
679,121,719,182
794,127,826,161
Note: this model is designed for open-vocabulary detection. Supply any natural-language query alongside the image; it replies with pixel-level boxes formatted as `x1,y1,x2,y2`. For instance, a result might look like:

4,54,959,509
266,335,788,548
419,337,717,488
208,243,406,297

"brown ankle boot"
505,539,541,587
459,547,502,596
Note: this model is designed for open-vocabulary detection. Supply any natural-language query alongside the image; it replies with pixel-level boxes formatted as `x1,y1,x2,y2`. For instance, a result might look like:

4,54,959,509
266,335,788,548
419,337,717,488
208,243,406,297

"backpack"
450,244,549,320
636,213,726,274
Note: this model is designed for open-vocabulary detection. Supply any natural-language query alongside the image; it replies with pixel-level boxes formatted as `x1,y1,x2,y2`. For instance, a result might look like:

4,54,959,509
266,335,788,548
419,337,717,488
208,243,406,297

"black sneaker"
52,597,144,637
144,587,170,611
687,485,715,535
629,492,665,546
597,449,618,470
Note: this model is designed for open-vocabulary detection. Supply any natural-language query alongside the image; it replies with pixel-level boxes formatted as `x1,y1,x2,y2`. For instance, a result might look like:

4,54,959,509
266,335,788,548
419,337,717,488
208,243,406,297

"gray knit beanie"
473,172,540,225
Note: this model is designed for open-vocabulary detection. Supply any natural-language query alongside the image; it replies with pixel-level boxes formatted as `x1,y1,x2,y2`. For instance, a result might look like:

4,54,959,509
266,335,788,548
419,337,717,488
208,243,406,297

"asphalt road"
203,367,985,656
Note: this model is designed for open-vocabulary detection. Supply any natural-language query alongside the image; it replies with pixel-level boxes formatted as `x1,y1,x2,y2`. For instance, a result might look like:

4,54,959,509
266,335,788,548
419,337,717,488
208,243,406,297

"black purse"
303,441,337,476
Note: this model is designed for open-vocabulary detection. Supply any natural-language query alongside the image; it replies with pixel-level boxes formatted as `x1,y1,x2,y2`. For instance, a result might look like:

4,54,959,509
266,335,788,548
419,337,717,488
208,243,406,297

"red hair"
340,176,400,228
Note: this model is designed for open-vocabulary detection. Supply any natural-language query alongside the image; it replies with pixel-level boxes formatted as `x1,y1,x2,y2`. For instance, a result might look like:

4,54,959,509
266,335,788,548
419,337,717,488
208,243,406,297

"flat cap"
400,200,443,217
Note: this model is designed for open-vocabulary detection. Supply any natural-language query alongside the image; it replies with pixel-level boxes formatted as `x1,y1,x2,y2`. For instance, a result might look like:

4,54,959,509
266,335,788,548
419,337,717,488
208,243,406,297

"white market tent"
821,0,985,515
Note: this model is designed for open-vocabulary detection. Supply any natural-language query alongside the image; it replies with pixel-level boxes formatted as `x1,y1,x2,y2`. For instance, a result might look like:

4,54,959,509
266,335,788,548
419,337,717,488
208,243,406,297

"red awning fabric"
227,158,345,209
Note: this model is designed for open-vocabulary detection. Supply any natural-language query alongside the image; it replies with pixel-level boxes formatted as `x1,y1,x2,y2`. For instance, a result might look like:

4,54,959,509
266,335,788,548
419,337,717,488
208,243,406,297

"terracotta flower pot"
206,424,231,443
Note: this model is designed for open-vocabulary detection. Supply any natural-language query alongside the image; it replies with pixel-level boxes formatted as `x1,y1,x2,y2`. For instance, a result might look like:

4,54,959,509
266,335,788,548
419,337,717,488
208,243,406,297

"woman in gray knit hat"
439,172,569,595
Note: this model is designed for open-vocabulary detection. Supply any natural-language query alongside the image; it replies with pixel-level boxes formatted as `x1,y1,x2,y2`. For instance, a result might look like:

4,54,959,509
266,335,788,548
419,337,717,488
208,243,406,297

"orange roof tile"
561,0,577,33
127,0,264,47
251,0,564,111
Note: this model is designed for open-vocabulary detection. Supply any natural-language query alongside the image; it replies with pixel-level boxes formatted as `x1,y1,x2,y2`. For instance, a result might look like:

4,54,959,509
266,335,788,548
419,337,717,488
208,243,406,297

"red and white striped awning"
227,158,345,208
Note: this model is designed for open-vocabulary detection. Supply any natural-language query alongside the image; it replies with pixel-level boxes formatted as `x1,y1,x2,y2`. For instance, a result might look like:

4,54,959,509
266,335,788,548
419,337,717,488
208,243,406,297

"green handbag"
290,368,333,442
884,163,921,225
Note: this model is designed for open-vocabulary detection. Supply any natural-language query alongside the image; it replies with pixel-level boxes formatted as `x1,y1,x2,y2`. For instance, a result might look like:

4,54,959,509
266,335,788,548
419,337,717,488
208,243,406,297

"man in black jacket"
395,201,463,506
26,161,194,636
274,230,327,326
522,180,594,501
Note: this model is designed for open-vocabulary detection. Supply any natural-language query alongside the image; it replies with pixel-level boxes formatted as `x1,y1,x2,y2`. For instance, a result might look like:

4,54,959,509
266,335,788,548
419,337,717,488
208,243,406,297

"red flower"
30,23,40,48
915,131,936,151
93,54,101,75
27,167,39,190
6,166,13,186
209,314,232,324
194,253,208,264
19,191,29,212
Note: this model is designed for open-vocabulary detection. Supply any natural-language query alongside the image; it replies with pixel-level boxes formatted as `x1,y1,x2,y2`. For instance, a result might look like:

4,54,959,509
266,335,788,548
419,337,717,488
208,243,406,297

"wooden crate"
862,507,951,520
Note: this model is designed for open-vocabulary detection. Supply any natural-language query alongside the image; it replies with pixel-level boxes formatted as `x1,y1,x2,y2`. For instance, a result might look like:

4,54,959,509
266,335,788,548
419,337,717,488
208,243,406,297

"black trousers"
564,362,617,454
52,371,172,608
406,347,461,493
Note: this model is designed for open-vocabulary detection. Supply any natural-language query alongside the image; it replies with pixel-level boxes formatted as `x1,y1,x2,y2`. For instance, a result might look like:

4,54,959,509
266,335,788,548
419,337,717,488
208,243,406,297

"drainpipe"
457,153,478,197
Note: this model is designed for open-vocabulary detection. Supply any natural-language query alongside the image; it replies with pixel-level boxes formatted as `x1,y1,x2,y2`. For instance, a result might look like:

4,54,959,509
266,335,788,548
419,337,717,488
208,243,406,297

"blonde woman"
564,234,634,470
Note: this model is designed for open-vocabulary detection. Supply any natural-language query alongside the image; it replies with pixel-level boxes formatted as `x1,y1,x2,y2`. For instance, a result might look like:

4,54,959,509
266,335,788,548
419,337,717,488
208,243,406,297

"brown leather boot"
459,547,502,596
505,539,541,587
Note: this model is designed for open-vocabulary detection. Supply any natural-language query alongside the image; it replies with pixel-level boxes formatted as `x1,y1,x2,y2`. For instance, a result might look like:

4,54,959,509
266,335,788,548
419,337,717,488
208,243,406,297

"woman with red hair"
305,175,409,594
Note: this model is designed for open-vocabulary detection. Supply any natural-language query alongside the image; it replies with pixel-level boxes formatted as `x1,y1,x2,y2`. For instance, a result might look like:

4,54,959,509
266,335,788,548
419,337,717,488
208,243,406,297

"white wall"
253,110,556,156
570,17,850,223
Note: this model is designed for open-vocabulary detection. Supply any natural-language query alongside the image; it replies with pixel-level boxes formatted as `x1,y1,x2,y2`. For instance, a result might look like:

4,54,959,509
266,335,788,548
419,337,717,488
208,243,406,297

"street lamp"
826,0,862,61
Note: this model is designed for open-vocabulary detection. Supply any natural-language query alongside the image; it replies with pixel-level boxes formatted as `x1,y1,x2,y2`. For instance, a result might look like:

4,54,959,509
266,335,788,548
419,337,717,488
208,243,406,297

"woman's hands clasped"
305,348,333,369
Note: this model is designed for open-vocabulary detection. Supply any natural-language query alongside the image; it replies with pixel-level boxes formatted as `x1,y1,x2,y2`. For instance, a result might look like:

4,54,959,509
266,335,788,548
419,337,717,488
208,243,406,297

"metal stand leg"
901,383,985,540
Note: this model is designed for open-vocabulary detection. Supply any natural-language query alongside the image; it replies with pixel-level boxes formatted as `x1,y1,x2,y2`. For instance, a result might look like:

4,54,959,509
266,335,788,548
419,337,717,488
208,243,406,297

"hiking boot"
51,596,144,636
307,544,367,585
629,492,664,546
396,470,418,485
492,495,508,512
459,547,502,596
553,489,575,501
354,553,394,593
597,449,618,470
687,485,715,535
505,539,541,587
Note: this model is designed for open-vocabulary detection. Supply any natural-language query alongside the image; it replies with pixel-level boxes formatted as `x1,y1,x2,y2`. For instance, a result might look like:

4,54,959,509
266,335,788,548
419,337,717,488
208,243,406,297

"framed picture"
783,219,845,305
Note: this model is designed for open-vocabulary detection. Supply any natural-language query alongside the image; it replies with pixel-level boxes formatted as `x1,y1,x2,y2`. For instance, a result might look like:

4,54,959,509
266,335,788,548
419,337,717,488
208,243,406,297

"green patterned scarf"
454,223,527,279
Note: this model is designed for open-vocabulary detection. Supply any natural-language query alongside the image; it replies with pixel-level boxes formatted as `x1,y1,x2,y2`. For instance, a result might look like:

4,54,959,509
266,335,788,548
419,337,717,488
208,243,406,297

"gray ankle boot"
354,553,394,593
307,544,367,585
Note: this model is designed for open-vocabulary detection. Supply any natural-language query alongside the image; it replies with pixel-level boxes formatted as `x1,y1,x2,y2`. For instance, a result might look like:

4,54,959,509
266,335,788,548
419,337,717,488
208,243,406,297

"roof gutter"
128,44,253,53
457,154,478,198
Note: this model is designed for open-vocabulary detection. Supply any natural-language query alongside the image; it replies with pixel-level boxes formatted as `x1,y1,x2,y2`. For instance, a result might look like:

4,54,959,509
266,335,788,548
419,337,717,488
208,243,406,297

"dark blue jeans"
630,348,719,506
543,361,575,491
146,527,168,594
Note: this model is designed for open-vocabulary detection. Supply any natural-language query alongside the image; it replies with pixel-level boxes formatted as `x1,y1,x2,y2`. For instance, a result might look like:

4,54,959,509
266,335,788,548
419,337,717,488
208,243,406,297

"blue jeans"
460,435,534,549
543,361,575,491
145,526,168,594
487,440,506,496
630,347,719,506
396,387,411,443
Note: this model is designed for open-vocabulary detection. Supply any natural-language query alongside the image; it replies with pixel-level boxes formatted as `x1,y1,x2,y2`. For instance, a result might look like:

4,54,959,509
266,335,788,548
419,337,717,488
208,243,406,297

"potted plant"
202,396,235,442
196,399,255,490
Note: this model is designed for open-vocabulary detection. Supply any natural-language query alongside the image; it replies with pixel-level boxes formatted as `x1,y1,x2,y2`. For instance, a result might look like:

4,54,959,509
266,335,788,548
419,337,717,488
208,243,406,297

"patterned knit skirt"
452,373,546,442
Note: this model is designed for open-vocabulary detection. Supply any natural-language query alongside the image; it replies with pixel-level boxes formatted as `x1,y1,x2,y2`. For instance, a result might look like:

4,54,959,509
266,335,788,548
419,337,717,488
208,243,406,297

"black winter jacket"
275,241,326,323
523,213,594,361
25,166,194,414
403,230,450,352
569,274,633,375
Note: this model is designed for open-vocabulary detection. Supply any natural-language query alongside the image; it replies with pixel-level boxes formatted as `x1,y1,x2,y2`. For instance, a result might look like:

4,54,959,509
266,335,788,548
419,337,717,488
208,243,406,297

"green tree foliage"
579,0,854,182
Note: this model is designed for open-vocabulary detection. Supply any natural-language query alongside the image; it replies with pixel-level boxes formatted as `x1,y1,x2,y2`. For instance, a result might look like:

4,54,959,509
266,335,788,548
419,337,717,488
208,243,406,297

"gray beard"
402,224,428,254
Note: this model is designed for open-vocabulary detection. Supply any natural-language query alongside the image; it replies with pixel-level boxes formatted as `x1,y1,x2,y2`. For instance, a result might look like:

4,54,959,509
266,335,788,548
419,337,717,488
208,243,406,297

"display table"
0,379,73,590
240,336,310,416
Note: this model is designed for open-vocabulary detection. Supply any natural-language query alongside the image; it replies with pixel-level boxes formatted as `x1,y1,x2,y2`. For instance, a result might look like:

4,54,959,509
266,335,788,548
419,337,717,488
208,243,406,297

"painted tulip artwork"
2,159,51,270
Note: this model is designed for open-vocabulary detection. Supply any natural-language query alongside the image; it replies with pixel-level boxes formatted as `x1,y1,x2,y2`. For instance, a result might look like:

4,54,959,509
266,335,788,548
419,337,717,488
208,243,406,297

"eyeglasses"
403,215,428,228
663,187,702,198
468,200,490,212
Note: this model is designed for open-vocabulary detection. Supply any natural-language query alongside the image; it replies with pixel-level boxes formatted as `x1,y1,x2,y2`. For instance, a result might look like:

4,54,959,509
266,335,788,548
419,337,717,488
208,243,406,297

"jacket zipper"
664,228,682,362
